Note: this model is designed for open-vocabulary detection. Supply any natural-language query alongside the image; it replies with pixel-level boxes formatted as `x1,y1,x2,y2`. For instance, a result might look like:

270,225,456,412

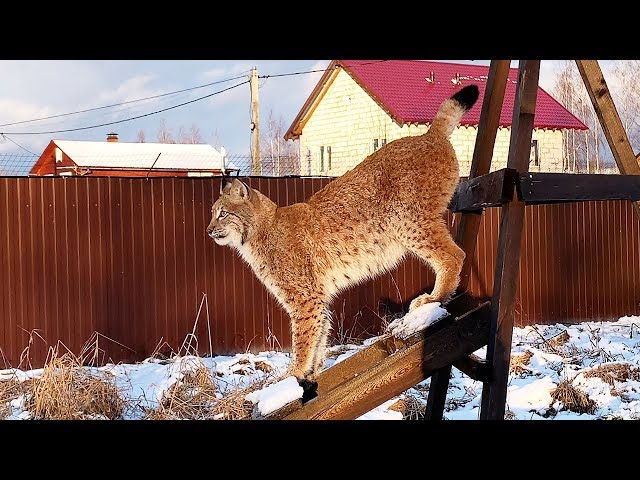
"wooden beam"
453,354,492,382
423,365,451,421
425,60,510,421
450,168,518,212
520,172,640,204
281,303,491,420
456,60,511,290
480,60,540,420
575,60,640,217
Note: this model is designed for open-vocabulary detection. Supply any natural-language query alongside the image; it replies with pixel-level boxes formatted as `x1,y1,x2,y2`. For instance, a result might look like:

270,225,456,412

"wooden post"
424,60,510,420
479,60,540,420
250,67,261,175
458,60,511,291
575,60,640,217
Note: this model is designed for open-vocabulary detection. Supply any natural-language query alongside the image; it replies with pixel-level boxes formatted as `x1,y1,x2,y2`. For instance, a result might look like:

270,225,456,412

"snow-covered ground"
2,314,640,420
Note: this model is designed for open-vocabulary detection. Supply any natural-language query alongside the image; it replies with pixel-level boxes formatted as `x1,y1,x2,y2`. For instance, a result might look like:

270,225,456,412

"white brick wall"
297,68,569,176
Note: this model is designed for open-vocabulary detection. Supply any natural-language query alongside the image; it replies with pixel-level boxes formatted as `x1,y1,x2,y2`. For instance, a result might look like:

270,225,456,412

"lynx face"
207,178,255,248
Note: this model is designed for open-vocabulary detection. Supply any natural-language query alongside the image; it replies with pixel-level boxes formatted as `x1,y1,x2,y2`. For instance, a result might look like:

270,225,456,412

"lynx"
207,84,479,390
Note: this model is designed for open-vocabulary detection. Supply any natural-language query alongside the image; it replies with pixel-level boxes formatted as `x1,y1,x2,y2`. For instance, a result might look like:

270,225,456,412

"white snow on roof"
53,140,230,171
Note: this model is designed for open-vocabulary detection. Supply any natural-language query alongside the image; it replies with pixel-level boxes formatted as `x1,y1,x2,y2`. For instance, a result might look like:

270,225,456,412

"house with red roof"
284,60,588,176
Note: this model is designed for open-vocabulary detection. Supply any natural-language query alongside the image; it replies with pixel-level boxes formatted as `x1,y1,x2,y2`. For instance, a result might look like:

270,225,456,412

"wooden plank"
453,354,492,382
520,172,640,204
450,169,518,212
426,61,511,421
281,303,491,420
576,60,640,217
456,59,511,289
479,60,540,420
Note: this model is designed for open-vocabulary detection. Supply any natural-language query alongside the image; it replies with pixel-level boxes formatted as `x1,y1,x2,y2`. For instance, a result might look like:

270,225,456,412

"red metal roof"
339,60,588,130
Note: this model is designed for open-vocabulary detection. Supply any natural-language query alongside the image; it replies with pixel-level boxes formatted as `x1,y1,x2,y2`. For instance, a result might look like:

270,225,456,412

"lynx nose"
206,226,214,237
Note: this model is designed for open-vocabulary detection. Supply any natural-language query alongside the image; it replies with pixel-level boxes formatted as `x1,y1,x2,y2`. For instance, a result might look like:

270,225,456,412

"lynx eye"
219,210,229,219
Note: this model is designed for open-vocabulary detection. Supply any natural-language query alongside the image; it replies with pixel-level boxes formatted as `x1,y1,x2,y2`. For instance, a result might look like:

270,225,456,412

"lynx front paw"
285,367,318,402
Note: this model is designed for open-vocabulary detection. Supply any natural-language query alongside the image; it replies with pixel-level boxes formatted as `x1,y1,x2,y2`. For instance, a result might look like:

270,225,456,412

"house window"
530,140,540,167
327,146,332,170
373,138,387,152
319,146,325,171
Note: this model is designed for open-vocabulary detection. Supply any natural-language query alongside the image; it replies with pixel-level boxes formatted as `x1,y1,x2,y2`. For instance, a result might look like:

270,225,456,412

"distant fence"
0,153,38,176
0,175,638,368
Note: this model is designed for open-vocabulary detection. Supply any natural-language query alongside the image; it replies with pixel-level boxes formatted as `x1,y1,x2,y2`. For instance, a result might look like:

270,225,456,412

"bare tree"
135,129,146,143
178,123,204,144
157,119,175,144
259,109,299,176
611,61,640,154
553,61,607,173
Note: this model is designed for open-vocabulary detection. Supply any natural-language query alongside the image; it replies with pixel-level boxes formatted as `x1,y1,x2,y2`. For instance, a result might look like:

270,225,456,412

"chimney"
106,132,119,143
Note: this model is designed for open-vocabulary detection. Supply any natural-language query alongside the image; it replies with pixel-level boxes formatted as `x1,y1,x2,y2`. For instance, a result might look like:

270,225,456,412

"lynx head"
207,177,262,248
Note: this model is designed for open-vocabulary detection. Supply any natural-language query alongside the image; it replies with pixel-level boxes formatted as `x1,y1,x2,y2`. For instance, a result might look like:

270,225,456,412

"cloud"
303,60,330,95
0,98,53,126
201,62,254,81
94,74,161,105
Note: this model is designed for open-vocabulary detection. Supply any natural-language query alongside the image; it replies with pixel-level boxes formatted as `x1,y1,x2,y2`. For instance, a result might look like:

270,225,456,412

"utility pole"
250,67,261,175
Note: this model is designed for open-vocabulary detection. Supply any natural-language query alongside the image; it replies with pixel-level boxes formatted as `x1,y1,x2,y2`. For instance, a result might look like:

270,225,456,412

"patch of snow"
507,377,555,413
386,302,448,339
357,398,403,420
245,376,304,416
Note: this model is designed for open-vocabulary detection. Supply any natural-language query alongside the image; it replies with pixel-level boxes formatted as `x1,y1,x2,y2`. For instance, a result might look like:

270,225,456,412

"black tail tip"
451,84,480,111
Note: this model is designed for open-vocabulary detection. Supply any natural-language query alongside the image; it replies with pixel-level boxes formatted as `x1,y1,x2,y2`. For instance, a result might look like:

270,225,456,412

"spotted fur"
207,85,479,383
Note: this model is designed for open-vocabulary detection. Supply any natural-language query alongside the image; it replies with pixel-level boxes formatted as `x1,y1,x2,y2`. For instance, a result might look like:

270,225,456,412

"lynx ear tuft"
227,178,250,200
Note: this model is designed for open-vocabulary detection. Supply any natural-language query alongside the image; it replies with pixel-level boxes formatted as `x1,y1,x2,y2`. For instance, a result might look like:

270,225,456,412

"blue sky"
0,60,580,159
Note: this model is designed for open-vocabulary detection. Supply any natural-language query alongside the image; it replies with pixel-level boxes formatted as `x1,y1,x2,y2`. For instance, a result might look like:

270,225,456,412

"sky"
2,311,639,420
0,59,583,160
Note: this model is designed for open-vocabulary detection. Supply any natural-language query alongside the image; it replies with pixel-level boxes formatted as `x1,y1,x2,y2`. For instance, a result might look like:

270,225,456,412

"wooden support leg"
425,60,510,420
480,60,540,420
423,365,452,420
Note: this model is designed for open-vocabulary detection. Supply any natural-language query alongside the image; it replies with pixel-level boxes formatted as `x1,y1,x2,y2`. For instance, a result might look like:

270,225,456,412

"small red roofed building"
29,133,236,177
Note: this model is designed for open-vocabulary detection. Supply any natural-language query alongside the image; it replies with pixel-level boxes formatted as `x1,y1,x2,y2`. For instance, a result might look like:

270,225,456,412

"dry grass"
388,394,426,420
509,350,534,375
550,379,597,415
548,330,570,349
25,351,125,420
583,363,640,386
145,362,218,420
504,410,517,420
145,358,277,420
0,377,30,419
212,377,275,420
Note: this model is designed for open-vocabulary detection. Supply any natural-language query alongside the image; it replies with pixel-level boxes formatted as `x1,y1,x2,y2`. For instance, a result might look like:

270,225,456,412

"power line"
0,80,249,136
0,134,38,156
258,60,390,80
0,72,251,128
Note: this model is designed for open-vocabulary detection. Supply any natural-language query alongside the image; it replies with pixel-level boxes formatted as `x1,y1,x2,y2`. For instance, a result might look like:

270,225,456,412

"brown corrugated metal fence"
1,176,639,368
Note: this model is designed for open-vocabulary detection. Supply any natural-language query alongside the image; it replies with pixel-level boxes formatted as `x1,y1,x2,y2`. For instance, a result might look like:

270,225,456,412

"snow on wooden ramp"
257,294,491,420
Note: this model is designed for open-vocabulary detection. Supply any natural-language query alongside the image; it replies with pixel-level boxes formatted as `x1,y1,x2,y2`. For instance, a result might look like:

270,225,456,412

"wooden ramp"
259,59,640,420
261,294,491,420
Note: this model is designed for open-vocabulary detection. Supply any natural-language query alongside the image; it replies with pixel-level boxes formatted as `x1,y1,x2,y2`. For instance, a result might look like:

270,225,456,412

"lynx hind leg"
400,220,465,312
